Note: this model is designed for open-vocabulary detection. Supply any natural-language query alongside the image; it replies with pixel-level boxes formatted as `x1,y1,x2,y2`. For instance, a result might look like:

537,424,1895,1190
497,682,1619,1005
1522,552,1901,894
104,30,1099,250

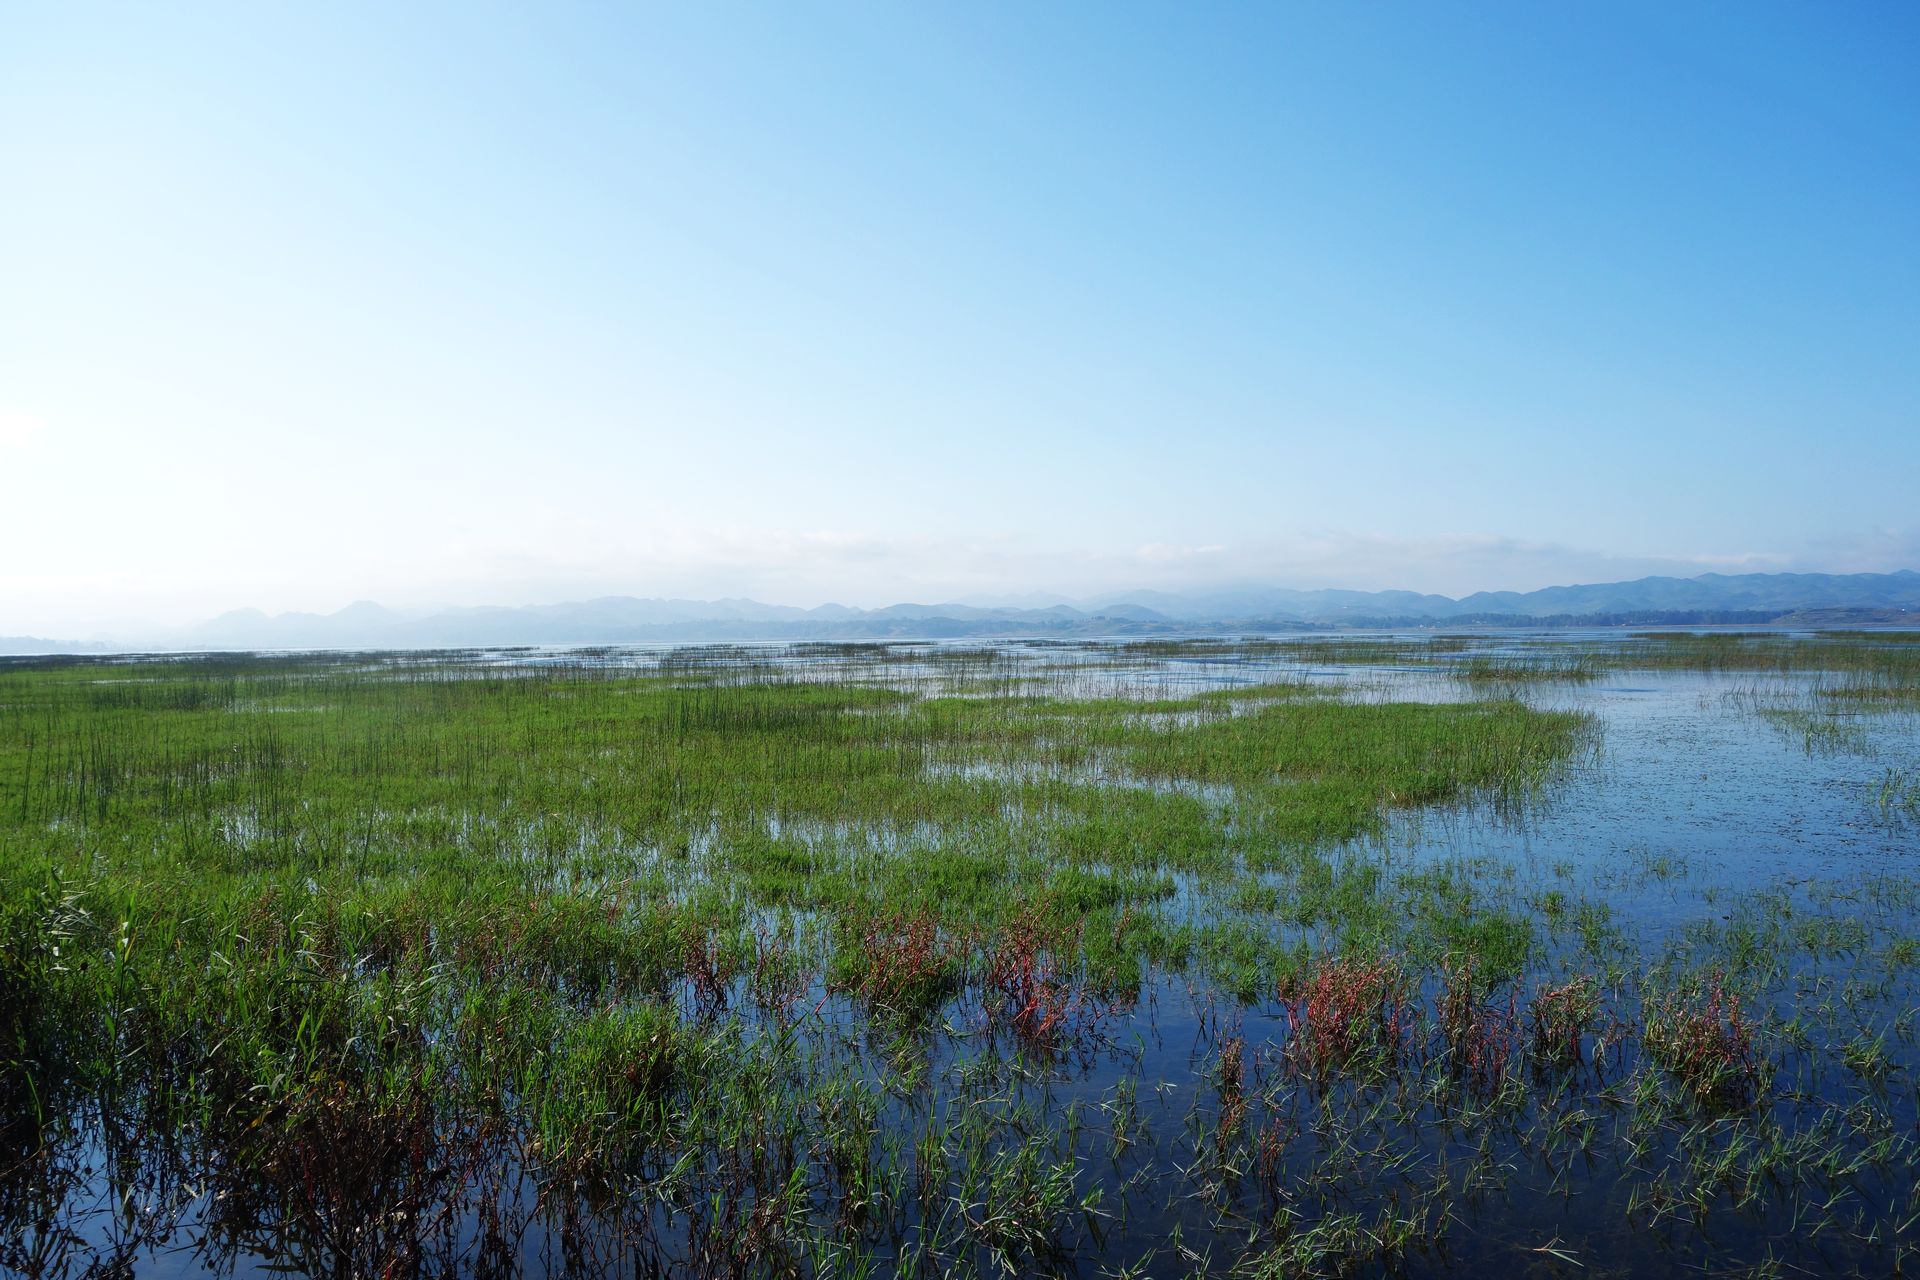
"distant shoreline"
6,608,1916,659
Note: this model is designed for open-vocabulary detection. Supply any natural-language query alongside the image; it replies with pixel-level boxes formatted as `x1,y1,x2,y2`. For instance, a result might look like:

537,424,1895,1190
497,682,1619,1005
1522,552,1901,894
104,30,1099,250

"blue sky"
3,2,1916,632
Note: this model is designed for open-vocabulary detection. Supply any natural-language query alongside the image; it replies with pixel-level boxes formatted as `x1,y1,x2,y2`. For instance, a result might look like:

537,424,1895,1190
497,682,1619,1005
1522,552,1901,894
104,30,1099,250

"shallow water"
6,634,1919,1277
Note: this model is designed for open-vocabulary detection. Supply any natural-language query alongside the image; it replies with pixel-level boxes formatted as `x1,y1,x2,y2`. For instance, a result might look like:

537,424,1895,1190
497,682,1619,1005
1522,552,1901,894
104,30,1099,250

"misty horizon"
8,566,1917,651
10,537,1920,638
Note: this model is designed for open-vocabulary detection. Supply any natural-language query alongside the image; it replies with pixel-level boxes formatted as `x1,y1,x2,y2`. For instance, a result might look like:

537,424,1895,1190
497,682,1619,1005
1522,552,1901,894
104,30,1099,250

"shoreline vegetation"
2,632,1917,1276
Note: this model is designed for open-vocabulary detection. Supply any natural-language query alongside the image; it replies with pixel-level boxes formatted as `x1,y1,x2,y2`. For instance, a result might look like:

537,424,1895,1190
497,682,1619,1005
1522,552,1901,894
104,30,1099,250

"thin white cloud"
0,410,47,448
1790,528,1920,576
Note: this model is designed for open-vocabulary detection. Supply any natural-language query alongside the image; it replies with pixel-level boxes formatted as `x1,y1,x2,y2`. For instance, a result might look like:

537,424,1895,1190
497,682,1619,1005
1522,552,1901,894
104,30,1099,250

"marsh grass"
1452,653,1602,686
1610,631,1920,681
1757,706,1872,754
0,636,1917,1275
1877,765,1920,822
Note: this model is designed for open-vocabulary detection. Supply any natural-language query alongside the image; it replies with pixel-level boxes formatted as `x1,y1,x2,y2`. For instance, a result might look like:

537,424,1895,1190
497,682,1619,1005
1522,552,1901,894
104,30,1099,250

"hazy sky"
4,3,1917,634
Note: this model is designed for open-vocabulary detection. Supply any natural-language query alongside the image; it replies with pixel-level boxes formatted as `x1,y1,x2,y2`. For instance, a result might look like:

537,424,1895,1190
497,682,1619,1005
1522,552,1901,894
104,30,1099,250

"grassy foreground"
1,640,1916,1276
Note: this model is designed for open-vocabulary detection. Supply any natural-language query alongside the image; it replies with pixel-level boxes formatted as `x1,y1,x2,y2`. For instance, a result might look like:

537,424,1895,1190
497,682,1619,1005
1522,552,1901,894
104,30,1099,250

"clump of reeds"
1435,954,1520,1095
1529,974,1601,1070
530,1000,684,1178
1644,971,1761,1108
747,928,810,1026
1215,1033,1248,1151
681,926,738,1016
210,1070,452,1277
1279,954,1412,1080
1454,654,1601,686
1877,766,1920,821
983,910,1104,1052
833,910,959,1023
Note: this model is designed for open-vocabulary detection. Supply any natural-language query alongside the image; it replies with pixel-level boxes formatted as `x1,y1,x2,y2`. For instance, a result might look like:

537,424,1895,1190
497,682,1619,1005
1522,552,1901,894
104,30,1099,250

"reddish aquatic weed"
681,927,736,1016
748,928,810,1025
1216,1034,1248,1151
984,910,1102,1051
1279,954,1412,1080
1529,974,1600,1071
1436,954,1520,1095
837,910,958,1022
1254,1115,1293,1191
1644,970,1760,1108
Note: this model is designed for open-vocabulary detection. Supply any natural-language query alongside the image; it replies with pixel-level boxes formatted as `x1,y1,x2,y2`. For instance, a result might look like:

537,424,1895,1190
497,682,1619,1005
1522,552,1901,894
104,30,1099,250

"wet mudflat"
2,631,1917,1277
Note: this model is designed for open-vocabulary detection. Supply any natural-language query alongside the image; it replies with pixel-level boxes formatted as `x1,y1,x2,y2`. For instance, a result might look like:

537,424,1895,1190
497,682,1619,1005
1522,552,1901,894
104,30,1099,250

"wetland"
2,630,1918,1278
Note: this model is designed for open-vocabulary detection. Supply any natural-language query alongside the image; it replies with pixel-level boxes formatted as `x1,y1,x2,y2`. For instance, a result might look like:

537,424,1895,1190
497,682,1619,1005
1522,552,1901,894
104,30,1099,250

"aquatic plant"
982,909,1100,1051
1435,953,1520,1095
1644,971,1761,1108
833,910,960,1023
1528,973,1601,1071
1279,954,1412,1081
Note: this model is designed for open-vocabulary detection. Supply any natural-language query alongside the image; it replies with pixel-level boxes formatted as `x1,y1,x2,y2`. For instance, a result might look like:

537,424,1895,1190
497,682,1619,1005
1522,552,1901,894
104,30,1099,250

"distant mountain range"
5,570,1917,654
